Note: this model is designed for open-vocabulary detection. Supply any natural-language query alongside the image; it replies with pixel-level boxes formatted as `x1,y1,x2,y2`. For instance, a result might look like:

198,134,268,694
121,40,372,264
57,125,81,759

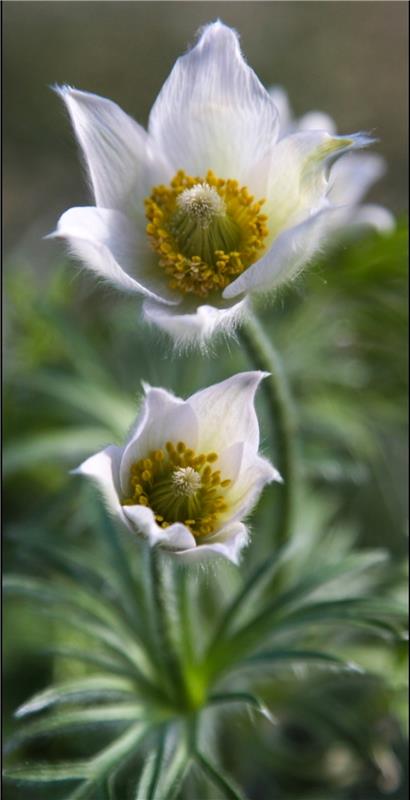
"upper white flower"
74,371,280,564
51,21,380,347
269,85,395,235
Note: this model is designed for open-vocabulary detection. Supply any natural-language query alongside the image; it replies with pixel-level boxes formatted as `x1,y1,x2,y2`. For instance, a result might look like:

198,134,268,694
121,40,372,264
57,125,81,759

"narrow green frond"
238,648,361,672
207,545,287,648
160,731,192,800
134,726,167,800
15,676,138,718
3,427,112,476
40,646,138,678
3,761,90,785
86,490,149,635
89,723,150,782
195,751,249,800
14,536,142,634
208,692,274,722
6,705,145,754
10,370,134,436
4,575,159,687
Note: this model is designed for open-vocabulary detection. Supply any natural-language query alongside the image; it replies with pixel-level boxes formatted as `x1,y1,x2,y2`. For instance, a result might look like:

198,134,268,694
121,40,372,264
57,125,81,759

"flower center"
145,170,268,298
172,466,202,496
122,440,232,537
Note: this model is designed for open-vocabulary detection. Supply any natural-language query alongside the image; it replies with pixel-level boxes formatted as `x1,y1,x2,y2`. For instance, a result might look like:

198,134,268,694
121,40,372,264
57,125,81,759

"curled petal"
49,206,178,304
297,111,337,135
148,21,279,181
345,203,395,233
218,442,245,484
73,446,127,525
270,86,337,138
223,206,348,298
142,297,248,350
56,86,170,213
225,453,281,524
329,151,386,206
174,522,249,565
188,372,268,455
256,131,374,237
268,86,293,135
120,388,199,494
123,505,197,550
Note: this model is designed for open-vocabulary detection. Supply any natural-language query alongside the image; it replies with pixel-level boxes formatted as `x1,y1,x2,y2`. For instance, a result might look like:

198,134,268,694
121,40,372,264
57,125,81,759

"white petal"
225,453,281,524
56,86,170,214
120,387,199,494
123,505,197,550
142,297,248,350
148,21,279,181
223,205,348,298
268,86,293,136
269,86,336,139
49,206,178,305
297,111,337,135
188,371,267,455
252,131,373,238
328,152,386,206
218,442,244,484
346,204,395,233
73,445,128,526
174,522,249,565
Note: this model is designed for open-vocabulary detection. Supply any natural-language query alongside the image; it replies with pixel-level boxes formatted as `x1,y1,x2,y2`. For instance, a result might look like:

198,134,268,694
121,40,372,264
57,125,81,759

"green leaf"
207,545,287,650
237,648,361,673
208,692,274,723
195,751,248,800
15,676,138,718
3,427,112,476
85,489,147,635
10,371,134,436
133,726,166,800
4,575,157,686
3,762,90,785
161,739,191,800
206,552,389,675
6,705,145,754
40,646,137,678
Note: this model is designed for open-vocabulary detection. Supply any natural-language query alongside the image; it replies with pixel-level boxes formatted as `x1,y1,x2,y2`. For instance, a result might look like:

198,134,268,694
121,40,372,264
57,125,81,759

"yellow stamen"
123,440,233,538
144,169,268,298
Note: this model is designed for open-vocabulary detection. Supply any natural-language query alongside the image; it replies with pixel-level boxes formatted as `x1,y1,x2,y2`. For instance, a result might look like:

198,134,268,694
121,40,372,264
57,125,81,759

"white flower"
74,372,280,564
51,21,380,347
269,85,395,235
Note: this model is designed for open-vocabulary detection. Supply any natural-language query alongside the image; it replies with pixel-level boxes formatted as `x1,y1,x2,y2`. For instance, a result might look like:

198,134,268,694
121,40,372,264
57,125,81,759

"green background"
3,2,408,799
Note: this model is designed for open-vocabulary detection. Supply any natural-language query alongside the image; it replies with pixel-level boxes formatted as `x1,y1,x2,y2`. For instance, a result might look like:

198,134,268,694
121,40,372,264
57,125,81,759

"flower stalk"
240,309,297,544
149,547,187,707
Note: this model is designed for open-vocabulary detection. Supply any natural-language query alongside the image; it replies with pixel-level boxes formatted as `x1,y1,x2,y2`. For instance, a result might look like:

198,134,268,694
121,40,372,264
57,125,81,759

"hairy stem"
195,751,248,800
240,310,298,544
149,548,186,706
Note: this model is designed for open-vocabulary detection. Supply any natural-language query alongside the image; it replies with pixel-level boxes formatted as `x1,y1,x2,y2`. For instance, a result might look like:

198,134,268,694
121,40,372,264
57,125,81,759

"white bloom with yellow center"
269,85,395,234
51,21,376,347
74,372,280,564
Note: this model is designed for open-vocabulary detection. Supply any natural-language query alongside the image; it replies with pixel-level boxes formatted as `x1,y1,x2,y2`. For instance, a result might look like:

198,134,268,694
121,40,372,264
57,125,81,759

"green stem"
176,567,195,664
195,751,248,800
149,548,186,706
240,310,298,544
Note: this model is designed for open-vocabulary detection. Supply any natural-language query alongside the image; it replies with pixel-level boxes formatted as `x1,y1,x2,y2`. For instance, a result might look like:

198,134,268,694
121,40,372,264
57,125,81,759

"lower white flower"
74,372,280,564
50,21,384,347
269,85,395,235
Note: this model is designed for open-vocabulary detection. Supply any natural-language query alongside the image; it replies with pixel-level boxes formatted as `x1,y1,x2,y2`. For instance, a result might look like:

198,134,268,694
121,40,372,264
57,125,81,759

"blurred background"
3,2,409,799
3,0,408,253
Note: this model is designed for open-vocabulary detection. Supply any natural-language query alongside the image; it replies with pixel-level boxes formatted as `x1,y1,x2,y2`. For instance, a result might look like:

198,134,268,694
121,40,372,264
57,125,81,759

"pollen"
177,182,226,226
122,441,233,537
172,466,202,496
144,170,268,298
